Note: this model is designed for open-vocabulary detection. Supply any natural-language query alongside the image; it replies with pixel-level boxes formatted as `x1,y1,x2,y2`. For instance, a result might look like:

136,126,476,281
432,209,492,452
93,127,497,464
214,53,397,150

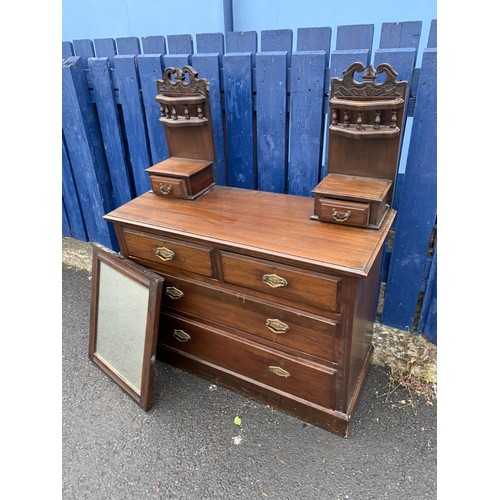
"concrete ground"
62,237,437,499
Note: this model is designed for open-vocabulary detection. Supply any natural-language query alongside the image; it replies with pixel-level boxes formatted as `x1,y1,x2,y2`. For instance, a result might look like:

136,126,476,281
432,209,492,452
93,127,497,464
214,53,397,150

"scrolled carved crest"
330,62,405,100
156,65,209,97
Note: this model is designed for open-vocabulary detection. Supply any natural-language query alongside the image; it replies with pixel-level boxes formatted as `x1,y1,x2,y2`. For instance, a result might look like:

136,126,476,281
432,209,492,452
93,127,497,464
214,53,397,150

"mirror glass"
95,261,150,394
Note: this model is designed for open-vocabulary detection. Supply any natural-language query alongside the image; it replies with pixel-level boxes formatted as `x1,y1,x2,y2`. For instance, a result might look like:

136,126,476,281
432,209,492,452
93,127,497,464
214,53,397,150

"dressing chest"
104,187,395,437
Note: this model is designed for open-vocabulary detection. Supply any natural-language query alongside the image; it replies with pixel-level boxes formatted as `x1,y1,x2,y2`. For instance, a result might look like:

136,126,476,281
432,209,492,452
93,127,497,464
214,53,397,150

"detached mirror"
88,244,164,411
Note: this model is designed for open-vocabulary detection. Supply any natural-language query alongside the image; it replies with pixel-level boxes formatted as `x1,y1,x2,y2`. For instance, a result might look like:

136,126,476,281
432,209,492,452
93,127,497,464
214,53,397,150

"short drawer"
317,198,370,227
220,252,341,314
159,314,336,409
162,275,339,363
149,175,187,198
121,227,213,277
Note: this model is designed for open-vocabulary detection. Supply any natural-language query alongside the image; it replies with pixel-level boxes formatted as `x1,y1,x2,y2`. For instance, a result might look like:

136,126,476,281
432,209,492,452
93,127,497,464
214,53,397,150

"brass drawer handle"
331,208,351,222
265,318,289,334
173,329,191,342
262,273,288,288
155,246,175,261
165,286,184,299
268,366,290,378
159,183,173,195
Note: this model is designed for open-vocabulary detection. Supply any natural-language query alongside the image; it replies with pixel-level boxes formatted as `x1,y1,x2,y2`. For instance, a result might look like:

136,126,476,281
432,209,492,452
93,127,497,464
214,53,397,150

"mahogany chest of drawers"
104,186,395,437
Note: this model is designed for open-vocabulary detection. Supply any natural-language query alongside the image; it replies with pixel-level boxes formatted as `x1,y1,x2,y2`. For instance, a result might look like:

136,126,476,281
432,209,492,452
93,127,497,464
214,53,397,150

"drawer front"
317,198,370,227
220,252,341,313
162,275,338,363
160,314,336,408
149,175,187,198
122,227,214,277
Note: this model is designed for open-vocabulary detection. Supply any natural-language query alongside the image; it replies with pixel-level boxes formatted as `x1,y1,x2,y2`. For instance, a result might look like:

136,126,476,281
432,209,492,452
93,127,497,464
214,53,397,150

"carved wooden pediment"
156,65,209,97
330,62,405,101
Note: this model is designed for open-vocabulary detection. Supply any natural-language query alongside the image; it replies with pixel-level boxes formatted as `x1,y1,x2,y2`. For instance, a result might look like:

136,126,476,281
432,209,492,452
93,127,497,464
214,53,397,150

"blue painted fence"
62,21,437,344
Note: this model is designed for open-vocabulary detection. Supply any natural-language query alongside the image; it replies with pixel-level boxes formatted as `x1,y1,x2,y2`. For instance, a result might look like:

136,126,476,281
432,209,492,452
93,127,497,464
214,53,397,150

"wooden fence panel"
288,51,326,196
62,41,74,59
72,39,95,67
192,53,227,185
163,54,191,69
88,57,133,207
223,53,255,189
114,55,152,195
427,20,437,48
381,48,437,329
255,52,288,193
62,57,115,248
336,24,374,53
137,55,168,164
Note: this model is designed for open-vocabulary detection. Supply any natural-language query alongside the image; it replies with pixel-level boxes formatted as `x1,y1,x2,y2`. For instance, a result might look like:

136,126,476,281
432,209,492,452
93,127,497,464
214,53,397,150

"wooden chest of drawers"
104,186,395,437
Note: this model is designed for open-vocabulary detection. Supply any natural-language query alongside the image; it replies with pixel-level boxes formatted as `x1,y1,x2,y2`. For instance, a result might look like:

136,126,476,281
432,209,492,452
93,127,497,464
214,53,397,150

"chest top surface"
104,186,395,277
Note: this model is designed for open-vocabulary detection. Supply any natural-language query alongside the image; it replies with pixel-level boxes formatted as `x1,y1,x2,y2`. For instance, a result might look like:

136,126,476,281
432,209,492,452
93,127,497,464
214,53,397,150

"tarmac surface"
62,263,437,499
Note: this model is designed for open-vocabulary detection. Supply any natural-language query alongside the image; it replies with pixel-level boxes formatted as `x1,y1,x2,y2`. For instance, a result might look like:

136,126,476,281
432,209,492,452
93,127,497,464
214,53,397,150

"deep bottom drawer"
159,313,336,409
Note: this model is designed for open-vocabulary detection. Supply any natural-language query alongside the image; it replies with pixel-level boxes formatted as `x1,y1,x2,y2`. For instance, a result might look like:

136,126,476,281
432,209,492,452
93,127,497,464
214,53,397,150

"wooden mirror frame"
88,244,164,411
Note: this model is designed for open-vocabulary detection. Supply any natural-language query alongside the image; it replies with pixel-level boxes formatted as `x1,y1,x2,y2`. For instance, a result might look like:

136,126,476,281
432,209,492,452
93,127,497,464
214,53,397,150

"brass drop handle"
155,246,175,261
159,183,173,195
165,286,184,299
268,366,290,378
173,329,191,342
331,208,351,222
265,318,289,334
262,273,288,288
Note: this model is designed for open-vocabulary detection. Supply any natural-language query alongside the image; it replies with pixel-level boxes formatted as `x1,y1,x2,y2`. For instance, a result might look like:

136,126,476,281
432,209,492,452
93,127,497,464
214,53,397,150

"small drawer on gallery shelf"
121,227,214,277
149,175,188,198
317,198,370,227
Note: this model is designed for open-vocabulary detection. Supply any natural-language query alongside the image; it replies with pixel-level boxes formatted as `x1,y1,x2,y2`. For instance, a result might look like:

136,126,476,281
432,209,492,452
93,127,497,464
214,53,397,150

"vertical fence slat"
163,54,191,69
297,27,331,65
255,52,288,193
142,36,167,54
62,57,115,248
88,57,133,205
62,202,71,237
62,41,74,60
261,29,293,67
223,53,255,189
116,37,141,55
62,139,87,241
373,48,416,85
94,38,117,59
336,24,374,59
427,20,437,48
380,21,422,50
288,51,326,196
418,246,437,342
226,31,258,53
381,48,437,330
196,33,225,54
72,39,95,68
167,34,194,54
114,55,152,195
137,55,168,165
330,49,370,79
192,53,227,185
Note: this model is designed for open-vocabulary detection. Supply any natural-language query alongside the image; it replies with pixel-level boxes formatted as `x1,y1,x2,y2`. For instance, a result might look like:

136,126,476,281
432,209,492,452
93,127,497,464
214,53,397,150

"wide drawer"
159,314,336,408
121,227,213,277
220,252,341,313
162,274,339,363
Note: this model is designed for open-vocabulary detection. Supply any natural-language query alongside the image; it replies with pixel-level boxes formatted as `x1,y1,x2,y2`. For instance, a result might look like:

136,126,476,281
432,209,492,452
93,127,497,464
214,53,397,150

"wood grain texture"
105,187,395,277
